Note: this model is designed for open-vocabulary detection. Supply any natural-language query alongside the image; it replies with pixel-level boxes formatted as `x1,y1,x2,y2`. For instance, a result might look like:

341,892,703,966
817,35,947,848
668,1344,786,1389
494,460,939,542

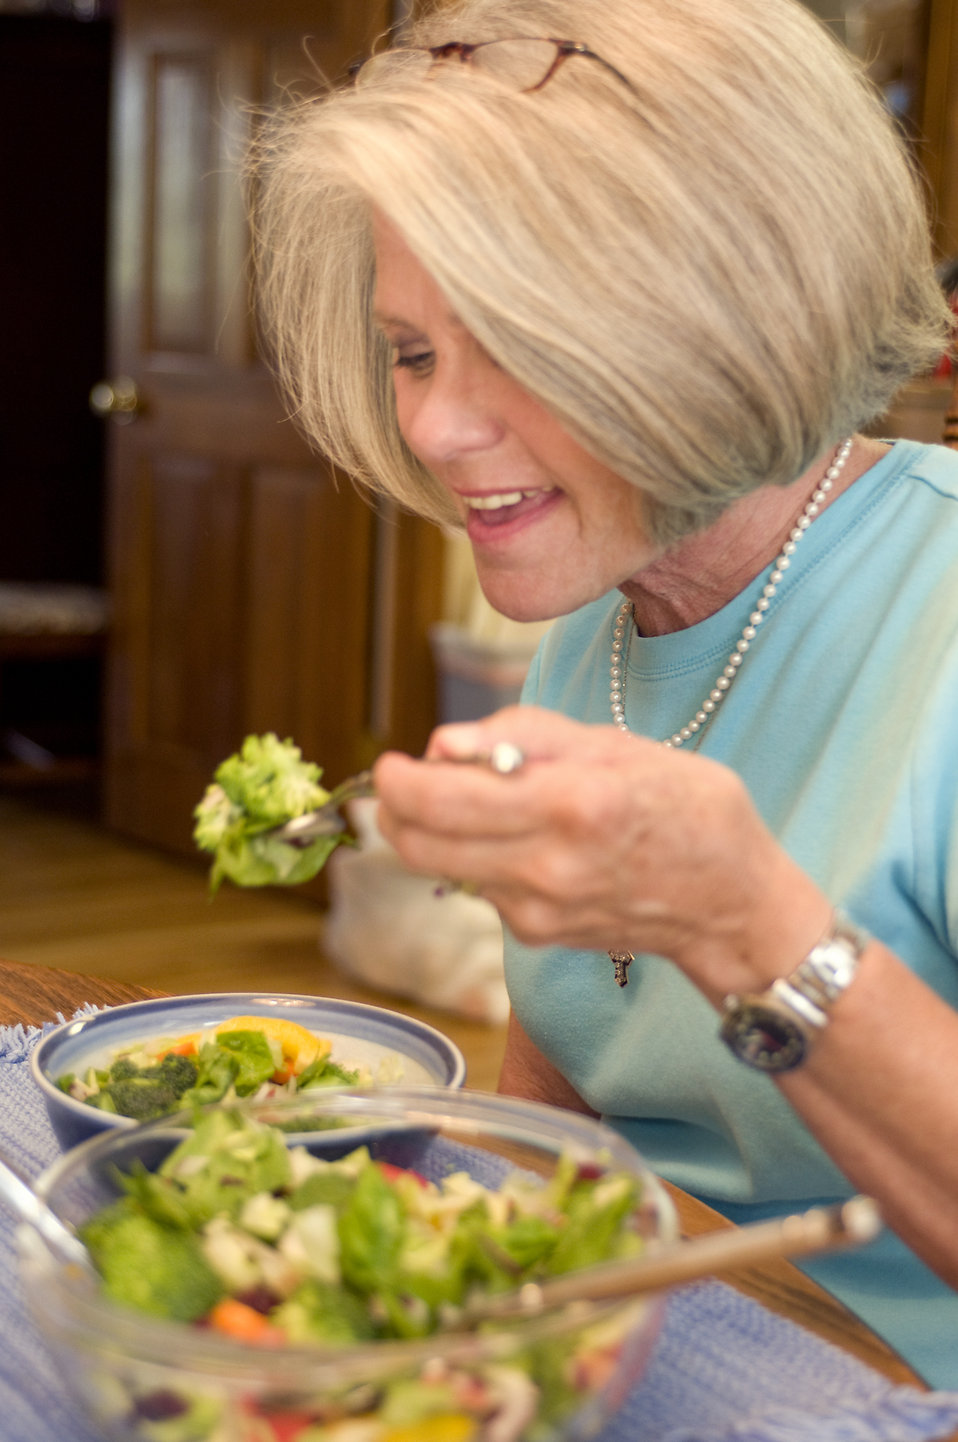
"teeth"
466,491,523,511
465,489,546,511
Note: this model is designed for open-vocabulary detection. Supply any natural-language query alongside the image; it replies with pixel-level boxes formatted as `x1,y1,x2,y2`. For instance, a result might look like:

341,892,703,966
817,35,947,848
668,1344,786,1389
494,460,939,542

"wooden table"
4,956,936,1402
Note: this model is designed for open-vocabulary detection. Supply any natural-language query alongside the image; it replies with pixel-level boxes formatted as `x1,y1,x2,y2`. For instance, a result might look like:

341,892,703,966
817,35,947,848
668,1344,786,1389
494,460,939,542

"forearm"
685,883,958,1285
498,1011,597,1116
773,938,958,1285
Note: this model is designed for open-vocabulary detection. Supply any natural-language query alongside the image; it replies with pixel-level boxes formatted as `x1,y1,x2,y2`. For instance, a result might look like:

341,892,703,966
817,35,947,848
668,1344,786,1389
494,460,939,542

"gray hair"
250,0,952,546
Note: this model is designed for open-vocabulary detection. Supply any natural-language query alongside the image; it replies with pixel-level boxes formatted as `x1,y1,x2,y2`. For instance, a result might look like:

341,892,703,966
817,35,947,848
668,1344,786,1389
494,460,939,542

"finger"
375,749,537,842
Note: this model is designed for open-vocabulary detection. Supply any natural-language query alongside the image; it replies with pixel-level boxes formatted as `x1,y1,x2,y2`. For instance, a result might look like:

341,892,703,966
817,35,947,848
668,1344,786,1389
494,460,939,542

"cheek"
604,472,649,533
391,380,422,456
626,482,651,534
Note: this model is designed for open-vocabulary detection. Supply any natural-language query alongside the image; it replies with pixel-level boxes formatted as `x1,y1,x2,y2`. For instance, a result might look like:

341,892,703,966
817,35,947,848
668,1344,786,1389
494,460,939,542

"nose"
397,366,505,469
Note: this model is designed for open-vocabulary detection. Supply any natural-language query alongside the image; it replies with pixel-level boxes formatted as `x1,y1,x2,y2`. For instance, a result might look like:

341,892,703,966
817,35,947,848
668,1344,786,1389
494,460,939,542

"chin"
477,589,579,625
494,601,557,624
478,567,616,623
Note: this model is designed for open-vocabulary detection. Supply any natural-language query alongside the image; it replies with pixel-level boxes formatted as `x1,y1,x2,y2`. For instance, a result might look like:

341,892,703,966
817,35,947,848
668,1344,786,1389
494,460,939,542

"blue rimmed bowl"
31,992,467,1149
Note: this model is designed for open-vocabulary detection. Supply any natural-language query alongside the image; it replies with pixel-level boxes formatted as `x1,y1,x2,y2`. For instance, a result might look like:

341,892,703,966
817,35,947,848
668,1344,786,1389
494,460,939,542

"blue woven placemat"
3,1016,958,1442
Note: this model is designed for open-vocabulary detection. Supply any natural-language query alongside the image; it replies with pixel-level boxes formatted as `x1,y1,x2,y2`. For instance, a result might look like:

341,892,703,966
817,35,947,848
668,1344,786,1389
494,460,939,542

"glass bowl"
20,1087,677,1442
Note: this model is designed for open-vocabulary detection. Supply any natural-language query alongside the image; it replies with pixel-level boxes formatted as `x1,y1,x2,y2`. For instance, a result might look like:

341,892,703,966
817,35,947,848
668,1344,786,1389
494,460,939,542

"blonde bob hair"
251,0,951,545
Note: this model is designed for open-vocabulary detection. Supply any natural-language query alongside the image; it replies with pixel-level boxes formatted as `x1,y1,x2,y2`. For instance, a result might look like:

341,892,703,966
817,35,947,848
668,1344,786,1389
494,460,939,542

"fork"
269,741,526,845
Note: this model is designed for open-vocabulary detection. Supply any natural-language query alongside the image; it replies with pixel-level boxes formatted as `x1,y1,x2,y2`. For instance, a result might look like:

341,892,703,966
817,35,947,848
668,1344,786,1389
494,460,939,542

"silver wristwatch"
719,912,870,1072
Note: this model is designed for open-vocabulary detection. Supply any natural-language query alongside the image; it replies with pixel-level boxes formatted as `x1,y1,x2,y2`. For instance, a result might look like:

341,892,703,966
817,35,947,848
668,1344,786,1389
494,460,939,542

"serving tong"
457,1194,881,1327
270,741,527,845
0,1141,879,1326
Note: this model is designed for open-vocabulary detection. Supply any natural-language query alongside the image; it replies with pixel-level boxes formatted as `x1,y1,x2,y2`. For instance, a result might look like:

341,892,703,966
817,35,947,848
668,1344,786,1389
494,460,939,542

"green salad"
193,733,348,893
77,1109,648,1442
56,1016,368,1123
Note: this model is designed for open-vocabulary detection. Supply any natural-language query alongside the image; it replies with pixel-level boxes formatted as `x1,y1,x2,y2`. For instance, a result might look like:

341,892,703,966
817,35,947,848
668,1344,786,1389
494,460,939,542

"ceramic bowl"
31,992,467,1149
21,1087,676,1442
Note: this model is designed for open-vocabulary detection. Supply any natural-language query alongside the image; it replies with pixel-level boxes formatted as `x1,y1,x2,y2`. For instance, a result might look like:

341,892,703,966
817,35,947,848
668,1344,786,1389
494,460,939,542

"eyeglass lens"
467,38,565,90
356,39,573,93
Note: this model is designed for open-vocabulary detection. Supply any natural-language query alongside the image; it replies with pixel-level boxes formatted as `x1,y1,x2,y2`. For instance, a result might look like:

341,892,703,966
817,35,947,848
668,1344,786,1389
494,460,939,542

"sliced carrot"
207,1298,285,1346
150,1031,200,1059
159,1039,199,1057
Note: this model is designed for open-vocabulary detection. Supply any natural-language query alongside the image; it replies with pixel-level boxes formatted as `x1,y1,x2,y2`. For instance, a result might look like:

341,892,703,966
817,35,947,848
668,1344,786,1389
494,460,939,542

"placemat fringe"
0,1005,103,1062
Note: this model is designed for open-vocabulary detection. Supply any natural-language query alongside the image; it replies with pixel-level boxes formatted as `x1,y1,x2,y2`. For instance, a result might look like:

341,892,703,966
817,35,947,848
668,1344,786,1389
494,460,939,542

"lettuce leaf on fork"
193,733,346,893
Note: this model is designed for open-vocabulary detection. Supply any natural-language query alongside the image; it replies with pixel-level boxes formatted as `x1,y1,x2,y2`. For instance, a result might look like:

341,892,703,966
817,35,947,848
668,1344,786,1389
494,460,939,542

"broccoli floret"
298,1058,360,1090
156,1052,200,1096
83,1056,200,1123
193,733,345,893
107,1076,179,1122
81,1201,224,1322
213,733,329,827
272,1278,376,1344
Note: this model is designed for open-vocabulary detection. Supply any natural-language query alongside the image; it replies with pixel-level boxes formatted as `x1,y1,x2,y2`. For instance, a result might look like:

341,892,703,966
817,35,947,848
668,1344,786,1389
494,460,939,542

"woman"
251,0,958,1386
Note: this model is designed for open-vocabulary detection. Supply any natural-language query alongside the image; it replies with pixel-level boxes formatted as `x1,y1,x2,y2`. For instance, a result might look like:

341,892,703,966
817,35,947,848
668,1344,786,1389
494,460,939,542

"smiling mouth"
463,488,557,518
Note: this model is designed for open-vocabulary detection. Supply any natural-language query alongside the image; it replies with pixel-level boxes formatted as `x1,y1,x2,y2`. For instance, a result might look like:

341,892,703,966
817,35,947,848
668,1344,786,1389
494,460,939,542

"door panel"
103,0,441,863
145,456,244,752
149,53,218,354
244,469,374,765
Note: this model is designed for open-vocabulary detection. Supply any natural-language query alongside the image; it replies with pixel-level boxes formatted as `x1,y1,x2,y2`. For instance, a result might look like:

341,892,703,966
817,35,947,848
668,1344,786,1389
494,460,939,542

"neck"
621,435,885,636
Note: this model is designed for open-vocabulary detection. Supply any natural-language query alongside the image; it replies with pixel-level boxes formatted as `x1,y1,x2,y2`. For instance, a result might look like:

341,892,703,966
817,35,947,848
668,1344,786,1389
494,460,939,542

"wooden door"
101,0,443,864
923,0,958,260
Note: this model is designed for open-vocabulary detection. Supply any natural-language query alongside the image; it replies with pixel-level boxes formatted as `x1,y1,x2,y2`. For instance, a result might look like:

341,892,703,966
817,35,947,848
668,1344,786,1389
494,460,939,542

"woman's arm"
374,706,958,1288
498,1010,598,1115
777,940,958,1288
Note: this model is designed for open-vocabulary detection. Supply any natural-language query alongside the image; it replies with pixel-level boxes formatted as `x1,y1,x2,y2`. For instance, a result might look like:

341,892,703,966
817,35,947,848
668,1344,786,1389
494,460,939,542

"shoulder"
825,440,958,575
876,438,958,503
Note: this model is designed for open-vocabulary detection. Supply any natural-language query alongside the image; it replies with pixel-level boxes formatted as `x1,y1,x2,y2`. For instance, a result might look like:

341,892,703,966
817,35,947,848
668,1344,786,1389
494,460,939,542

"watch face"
719,1000,808,1072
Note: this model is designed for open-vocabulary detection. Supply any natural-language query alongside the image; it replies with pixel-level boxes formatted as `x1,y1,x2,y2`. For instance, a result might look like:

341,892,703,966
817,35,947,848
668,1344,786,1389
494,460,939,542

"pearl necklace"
609,438,853,749
604,437,853,988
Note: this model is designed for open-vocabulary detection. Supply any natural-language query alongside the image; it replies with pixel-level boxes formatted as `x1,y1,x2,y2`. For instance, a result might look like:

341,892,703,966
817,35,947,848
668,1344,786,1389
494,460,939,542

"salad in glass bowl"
21,1088,676,1442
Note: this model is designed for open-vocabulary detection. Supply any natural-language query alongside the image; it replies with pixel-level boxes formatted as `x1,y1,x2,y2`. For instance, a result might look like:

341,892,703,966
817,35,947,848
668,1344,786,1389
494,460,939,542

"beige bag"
322,799,510,1024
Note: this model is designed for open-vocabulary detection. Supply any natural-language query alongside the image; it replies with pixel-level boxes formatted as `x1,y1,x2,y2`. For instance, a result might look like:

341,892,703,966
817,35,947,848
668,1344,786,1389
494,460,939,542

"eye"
392,345,435,378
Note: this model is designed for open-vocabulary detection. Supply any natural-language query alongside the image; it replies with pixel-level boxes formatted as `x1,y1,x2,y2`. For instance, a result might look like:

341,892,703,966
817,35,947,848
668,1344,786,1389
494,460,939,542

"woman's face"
372,215,660,622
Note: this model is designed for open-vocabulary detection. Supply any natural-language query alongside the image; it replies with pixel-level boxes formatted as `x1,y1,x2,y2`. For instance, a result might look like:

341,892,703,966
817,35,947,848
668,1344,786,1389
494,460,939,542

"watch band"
771,912,868,1030
718,911,870,1071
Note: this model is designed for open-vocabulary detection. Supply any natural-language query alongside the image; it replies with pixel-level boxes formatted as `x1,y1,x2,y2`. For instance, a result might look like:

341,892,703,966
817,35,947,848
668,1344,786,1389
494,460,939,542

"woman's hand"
378,708,958,1289
376,707,958,1288
373,706,830,1004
